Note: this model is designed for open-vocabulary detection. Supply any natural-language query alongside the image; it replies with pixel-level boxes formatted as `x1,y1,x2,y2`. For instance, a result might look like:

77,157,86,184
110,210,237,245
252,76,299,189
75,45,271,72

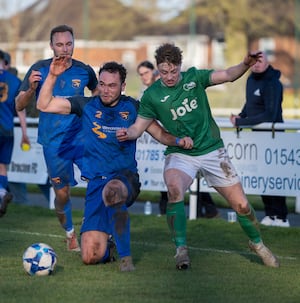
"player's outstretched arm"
37,56,71,114
116,116,152,141
211,51,262,84
147,120,193,149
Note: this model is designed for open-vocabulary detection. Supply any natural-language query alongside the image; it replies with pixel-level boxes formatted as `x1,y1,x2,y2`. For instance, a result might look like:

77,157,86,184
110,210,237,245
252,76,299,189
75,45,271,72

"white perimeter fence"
9,117,300,218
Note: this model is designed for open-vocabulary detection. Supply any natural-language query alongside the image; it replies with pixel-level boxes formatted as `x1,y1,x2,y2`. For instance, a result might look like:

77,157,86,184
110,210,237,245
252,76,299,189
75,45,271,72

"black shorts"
114,170,141,207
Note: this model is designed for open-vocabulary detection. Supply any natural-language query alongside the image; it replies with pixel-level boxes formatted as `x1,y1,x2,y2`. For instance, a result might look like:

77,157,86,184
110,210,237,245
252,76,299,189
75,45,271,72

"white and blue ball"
22,243,57,276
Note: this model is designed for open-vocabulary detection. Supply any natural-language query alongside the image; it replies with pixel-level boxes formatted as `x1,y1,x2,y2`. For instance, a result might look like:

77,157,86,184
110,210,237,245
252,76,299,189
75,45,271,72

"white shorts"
164,148,240,188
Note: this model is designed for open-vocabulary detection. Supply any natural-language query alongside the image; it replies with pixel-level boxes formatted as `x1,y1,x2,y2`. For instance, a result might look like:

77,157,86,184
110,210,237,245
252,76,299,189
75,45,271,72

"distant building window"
259,38,275,61
122,51,136,69
211,39,225,68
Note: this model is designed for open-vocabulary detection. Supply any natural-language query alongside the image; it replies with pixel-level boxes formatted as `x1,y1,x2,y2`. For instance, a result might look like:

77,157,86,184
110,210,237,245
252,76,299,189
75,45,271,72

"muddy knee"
102,179,128,207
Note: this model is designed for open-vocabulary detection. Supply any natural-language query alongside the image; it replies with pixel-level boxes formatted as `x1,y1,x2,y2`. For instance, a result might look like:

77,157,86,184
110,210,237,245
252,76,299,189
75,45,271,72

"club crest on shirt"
183,82,196,91
0,82,8,102
119,111,129,120
72,79,81,88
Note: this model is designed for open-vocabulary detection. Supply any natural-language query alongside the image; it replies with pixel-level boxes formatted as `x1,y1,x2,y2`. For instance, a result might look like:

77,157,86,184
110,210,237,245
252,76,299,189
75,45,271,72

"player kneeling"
81,170,140,272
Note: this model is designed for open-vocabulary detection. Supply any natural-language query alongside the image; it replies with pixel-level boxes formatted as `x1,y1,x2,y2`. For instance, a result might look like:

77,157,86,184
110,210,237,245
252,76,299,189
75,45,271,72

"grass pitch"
0,203,299,303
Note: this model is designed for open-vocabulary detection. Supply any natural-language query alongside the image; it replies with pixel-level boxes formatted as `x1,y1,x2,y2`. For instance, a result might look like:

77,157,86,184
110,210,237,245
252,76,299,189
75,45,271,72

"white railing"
10,117,300,213
189,119,300,219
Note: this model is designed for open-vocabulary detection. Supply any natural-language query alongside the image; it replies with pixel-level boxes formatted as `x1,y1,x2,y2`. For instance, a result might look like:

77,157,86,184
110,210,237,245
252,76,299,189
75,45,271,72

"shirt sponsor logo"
170,98,198,120
92,122,106,138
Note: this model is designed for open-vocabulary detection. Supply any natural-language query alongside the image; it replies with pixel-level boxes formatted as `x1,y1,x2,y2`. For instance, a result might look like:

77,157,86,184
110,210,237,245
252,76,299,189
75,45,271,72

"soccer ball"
22,243,57,276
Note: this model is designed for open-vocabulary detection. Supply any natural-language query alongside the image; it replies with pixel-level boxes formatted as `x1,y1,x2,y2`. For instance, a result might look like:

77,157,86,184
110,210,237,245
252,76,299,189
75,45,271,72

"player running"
15,25,99,251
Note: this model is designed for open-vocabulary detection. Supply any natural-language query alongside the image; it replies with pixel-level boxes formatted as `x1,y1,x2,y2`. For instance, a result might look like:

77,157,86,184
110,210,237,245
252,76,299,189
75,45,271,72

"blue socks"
63,200,74,232
107,204,131,258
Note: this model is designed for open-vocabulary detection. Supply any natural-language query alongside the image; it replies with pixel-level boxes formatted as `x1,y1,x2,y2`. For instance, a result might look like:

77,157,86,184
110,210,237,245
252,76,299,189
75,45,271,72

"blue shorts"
81,171,141,234
0,135,13,164
43,145,83,189
80,177,111,234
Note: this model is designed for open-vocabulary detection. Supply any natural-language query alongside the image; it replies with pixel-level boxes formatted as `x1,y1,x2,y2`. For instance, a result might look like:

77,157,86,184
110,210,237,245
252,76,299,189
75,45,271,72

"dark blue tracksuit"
236,65,287,220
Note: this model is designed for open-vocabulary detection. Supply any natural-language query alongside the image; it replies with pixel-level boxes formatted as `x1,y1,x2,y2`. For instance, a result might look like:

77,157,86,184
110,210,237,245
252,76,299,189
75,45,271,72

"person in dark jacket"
230,51,289,227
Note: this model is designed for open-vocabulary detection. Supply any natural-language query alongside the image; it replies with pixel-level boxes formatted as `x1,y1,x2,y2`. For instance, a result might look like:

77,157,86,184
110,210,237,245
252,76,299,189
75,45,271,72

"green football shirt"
139,67,224,156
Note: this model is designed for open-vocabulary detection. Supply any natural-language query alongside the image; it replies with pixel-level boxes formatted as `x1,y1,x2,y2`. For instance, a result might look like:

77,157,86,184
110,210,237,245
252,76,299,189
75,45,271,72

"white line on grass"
188,245,297,260
0,228,64,239
1,228,296,261
132,242,297,261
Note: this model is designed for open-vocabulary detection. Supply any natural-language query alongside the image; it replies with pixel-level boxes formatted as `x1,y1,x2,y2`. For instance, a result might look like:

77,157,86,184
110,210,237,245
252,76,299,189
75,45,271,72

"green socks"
166,201,261,247
237,204,261,244
166,201,187,247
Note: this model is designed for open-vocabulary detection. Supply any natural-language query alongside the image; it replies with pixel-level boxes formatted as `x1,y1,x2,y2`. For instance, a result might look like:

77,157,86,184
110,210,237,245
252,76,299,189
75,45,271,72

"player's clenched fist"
116,128,128,142
178,137,193,150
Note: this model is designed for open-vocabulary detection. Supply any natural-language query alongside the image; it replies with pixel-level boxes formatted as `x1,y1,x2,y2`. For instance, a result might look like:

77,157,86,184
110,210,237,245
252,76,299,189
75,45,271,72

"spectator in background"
137,60,160,98
230,51,289,228
196,188,219,219
3,52,18,76
0,50,29,217
137,60,168,216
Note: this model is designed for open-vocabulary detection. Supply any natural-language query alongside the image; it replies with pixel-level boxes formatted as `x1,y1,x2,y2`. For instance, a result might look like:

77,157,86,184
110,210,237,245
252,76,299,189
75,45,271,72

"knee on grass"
81,246,106,265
